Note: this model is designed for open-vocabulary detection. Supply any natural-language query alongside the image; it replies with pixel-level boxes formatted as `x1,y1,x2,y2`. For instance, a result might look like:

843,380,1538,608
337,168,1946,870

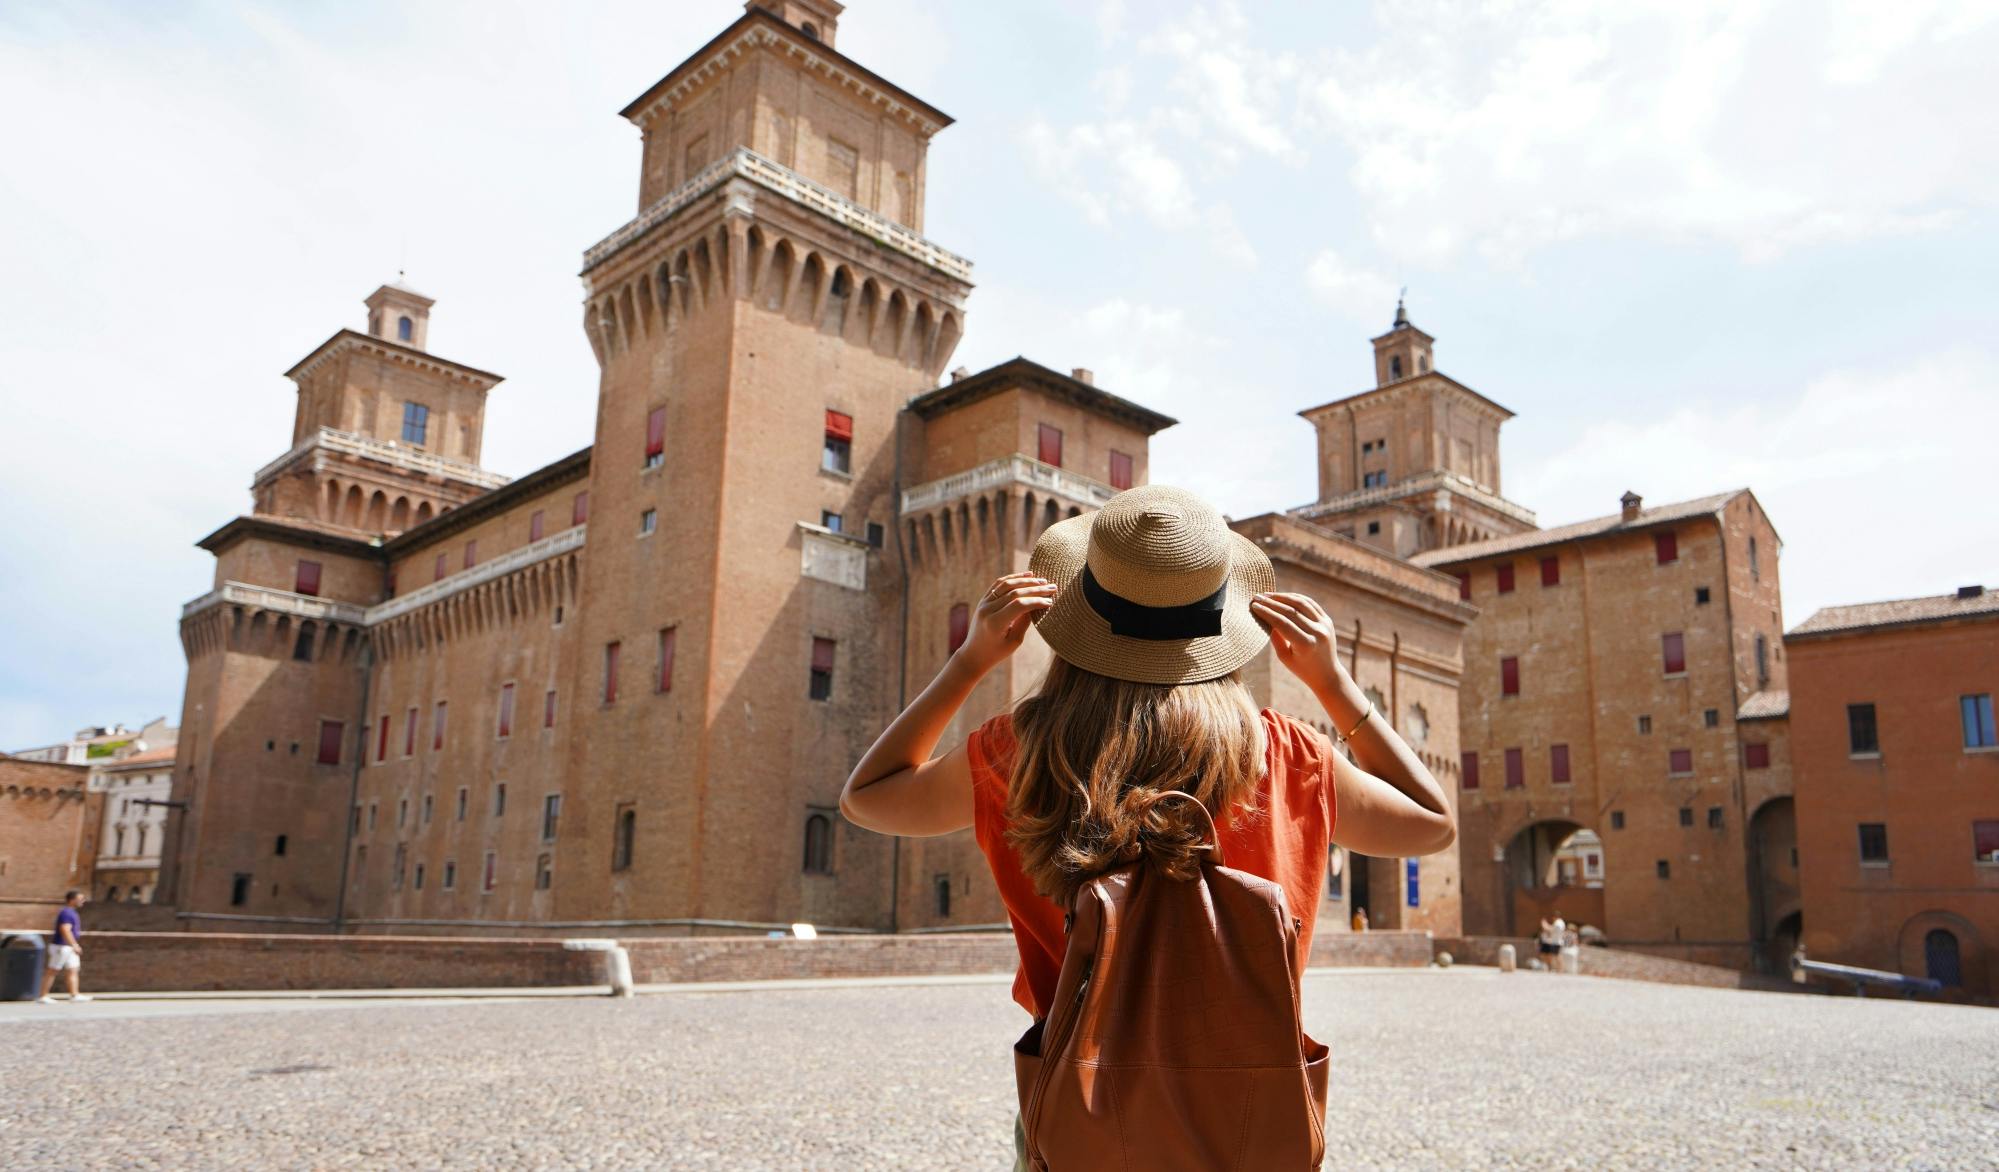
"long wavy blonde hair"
1004,656,1266,906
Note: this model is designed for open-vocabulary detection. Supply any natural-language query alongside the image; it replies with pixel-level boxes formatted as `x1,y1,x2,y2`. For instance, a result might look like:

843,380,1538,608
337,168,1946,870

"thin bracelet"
1341,699,1375,741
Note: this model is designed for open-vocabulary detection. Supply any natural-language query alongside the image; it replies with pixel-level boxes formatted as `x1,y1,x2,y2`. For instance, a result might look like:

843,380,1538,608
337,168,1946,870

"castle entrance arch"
1502,819,1607,938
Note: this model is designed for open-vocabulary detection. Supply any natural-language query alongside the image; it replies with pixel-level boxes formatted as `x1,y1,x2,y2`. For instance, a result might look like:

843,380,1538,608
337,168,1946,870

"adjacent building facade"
0,755,100,927
1786,585,1999,999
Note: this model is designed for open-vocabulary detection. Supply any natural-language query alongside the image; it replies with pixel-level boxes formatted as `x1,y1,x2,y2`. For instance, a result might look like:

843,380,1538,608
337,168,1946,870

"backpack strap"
1149,790,1224,867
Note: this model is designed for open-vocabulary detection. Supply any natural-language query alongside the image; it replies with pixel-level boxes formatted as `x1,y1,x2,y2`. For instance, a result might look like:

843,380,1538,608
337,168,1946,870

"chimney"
1620,491,1643,522
949,366,969,383
1071,367,1095,386
1958,585,1986,600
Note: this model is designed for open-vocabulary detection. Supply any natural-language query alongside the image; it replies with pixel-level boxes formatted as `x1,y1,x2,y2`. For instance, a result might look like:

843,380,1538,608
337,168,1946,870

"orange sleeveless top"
967,706,1339,1018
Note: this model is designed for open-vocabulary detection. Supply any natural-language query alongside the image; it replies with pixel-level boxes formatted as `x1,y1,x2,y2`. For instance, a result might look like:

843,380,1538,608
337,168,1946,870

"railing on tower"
901,453,1115,516
581,147,974,283
253,427,510,491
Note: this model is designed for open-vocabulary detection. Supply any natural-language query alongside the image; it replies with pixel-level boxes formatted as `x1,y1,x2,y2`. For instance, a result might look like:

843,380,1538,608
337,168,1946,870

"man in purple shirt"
39,889,92,1004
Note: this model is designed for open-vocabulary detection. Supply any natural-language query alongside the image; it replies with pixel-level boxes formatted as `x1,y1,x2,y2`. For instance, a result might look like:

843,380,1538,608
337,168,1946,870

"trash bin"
1,933,46,1001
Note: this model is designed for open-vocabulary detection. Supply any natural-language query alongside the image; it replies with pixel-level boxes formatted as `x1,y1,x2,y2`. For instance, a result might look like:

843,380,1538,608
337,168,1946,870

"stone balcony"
900,453,1116,516
1293,469,1537,528
581,146,974,283
181,526,587,630
253,427,510,493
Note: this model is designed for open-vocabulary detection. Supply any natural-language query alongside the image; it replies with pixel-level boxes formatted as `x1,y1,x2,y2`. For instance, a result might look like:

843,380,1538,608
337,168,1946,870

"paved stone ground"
3,968,1995,1170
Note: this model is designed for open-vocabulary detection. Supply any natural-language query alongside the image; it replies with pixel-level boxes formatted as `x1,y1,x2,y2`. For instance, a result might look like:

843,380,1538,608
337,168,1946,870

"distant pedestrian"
1352,906,1370,933
839,486,1457,1169
1538,915,1562,965
39,890,93,1004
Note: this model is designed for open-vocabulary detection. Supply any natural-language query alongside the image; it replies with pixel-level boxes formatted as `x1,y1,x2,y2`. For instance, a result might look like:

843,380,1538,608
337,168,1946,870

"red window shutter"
573,491,589,526
483,852,496,891
1662,632,1686,674
1496,564,1515,594
1540,556,1559,587
434,552,448,583
295,560,322,597
544,689,557,728
377,714,390,763
657,627,676,693
530,510,544,542
1501,656,1520,696
497,683,514,738
1655,531,1678,564
1108,450,1134,491
1038,423,1064,466
433,701,447,751
811,637,837,672
604,642,621,704
404,708,417,757
824,409,854,442
1669,748,1693,774
1461,751,1480,790
317,720,344,766
463,541,478,570
1504,747,1524,789
1744,742,1770,769
948,603,970,653
1550,743,1571,784
1456,572,1471,601
646,407,666,459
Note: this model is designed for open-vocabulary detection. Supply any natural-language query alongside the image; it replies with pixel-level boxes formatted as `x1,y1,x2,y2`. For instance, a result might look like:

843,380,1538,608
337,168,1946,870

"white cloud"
1511,348,1999,624
1304,249,1396,323
1311,0,1999,266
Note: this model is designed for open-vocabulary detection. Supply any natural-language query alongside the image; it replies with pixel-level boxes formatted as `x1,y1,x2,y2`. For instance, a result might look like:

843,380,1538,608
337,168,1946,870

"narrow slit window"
644,406,666,469
604,642,621,704
497,683,514,739
657,627,677,693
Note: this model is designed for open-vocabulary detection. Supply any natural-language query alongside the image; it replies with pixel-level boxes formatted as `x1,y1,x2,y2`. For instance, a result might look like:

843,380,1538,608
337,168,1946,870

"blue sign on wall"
1406,858,1420,907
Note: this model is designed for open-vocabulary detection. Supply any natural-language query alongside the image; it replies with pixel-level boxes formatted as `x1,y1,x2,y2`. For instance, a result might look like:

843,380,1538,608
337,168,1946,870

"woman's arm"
840,573,1057,837
1250,591,1457,857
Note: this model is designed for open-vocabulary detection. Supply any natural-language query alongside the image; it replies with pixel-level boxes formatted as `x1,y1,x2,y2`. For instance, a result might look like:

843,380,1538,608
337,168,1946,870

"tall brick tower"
161,288,509,922
1292,300,1537,558
555,0,973,930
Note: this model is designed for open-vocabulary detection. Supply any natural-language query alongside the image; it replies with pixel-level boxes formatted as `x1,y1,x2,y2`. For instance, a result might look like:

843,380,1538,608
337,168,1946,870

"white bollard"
1498,943,1516,972
1560,945,1580,975
563,938,634,997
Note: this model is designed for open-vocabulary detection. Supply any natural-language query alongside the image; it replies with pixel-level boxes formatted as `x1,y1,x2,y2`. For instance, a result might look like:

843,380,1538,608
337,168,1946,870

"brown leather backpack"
1012,792,1331,1171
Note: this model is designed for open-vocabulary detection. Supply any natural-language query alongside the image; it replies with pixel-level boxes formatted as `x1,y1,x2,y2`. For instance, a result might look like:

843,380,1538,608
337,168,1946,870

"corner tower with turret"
1292,302,1536,557
557,0,972,931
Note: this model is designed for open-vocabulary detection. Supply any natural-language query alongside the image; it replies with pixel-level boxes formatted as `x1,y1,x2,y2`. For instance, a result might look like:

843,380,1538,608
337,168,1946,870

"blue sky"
1,0,1994,748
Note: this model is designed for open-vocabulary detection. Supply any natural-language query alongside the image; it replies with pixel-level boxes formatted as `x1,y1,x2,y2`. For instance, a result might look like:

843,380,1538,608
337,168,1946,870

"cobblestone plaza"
5,968,1994,1170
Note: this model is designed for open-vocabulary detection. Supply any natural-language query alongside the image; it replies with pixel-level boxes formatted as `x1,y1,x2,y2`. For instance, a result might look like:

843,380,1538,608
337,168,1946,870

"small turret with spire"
1370,292,1434,387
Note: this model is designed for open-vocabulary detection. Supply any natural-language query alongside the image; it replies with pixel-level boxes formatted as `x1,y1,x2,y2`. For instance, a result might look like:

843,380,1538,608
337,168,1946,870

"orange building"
1786,585,1999,998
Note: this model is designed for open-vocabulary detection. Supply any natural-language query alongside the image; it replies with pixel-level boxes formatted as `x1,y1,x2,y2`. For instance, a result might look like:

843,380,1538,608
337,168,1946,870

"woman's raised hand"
952,573,1058,677
1249,591,1347,695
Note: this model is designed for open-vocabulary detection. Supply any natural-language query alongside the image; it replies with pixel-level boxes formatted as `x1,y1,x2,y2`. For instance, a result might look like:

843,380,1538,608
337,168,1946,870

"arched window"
1924,928,1962,987
801,21,820,40
1390,355,1403,379
113,827,126,857
107,886,119,901
397,315,414,342
934,874,952,917
803,813,832,874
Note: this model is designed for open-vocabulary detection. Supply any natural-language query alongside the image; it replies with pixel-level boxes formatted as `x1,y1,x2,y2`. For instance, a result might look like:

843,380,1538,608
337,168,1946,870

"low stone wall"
74,928,1441,993
1435,936,1798,994
79,932,607,993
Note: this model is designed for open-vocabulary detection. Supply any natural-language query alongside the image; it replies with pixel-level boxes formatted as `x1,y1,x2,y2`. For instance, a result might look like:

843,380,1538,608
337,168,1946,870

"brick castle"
138,0,1992,994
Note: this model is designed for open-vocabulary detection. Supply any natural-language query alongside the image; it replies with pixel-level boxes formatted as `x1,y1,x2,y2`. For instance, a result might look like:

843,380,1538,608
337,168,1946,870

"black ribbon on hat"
1080,564,1226,640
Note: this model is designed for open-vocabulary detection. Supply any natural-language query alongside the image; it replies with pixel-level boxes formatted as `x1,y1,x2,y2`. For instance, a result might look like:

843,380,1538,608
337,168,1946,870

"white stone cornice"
367,525,585,626
180,582,367,626
1293,469,1537,528
179,526,586,630
901,453,1115,516
582,147,972,282
252,427,511,492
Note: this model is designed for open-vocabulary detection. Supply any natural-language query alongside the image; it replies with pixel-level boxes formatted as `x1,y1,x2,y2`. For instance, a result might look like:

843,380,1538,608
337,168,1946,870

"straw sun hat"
1025,484,1274,685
